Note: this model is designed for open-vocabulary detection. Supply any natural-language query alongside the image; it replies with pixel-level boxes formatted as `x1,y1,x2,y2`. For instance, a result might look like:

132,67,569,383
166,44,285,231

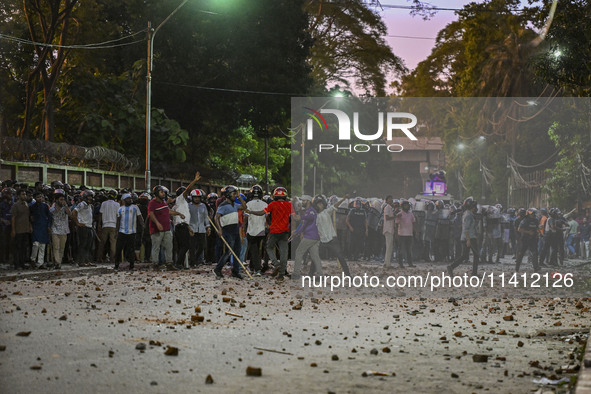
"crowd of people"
1,174,590,280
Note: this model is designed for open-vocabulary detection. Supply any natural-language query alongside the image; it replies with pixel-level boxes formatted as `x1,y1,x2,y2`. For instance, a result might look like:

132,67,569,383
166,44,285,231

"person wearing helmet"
579,217,590,260
73,190,95,267
10,189,32,269
137,192,152,263
447,197,479,276
213,185,247,279
148,184,184,271
188,188,210,267
0,188,13,266
172,172,201,269
29,191,51,269
248,186,293,280
396,200,416,268
291,194,324,280
245,185,267,276
113,193,143,270
205,192,220,264
514,208,540,272
97,189,120,265
346,198,368,261
538,208,549,266
314,194,351,277
382,196,399,269
49,189,72,270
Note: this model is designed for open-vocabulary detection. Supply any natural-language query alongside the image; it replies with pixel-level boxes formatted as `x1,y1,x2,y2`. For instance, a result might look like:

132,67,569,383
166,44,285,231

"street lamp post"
145,0,190,191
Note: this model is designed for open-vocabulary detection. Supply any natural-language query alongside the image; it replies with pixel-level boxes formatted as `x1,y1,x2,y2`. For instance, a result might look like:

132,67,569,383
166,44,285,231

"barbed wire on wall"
0,137,140,172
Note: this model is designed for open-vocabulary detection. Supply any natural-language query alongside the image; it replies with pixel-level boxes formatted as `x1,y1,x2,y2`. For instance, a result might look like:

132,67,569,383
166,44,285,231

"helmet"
82,190,95,199
54,188,66,197
526,208,537,217
223,185,238,198
207,192,218,200
50,181,64,189
540,208,548,215
495,203,503,211
139,192,152,201
507,208,516,215
401,199,411,207
272,187,288,199
152,185,169,196
435,200,444,210
425,201,435,211
107,189,118,199
392,199,400,208
250,184,263,198
463,197,477,210
190,189,205,198
517,208,526,217
175,186,186,197
131,192,138,201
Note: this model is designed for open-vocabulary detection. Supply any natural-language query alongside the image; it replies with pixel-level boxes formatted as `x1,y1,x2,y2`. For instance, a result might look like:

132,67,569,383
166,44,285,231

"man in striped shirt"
115,193,142,270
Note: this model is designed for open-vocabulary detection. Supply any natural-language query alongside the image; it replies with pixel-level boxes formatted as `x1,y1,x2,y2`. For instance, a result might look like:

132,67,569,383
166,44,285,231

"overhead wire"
0,28,148,49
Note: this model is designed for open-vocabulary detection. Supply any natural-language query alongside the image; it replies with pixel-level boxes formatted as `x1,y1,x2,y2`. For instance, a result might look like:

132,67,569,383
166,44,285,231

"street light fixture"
145,0,190,192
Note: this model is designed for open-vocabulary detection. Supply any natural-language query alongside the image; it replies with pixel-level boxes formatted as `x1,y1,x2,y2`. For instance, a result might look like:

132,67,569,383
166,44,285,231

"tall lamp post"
145,0,190,191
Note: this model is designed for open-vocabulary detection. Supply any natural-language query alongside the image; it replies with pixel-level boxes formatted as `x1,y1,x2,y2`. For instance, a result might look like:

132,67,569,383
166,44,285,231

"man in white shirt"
314,194,351,277
245,185,267,276
172,172,200,269
73,190,95,267
97,189,120,263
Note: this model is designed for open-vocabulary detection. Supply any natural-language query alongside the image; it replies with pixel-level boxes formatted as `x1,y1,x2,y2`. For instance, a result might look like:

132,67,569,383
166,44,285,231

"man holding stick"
213,185,247,280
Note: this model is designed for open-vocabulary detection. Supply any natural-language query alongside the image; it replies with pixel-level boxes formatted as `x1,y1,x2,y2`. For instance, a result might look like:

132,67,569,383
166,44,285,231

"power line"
375,2,527,13
386,34,436,40
155,81,305,96
0,28,147,49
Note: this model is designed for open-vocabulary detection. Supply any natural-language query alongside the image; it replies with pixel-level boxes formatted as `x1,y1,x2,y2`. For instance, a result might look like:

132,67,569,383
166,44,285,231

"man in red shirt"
247,186,292,280
148,185,184,271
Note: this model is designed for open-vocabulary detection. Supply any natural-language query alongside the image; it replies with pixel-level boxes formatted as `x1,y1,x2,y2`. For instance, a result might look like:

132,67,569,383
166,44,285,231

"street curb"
576,329,591,394
0,266,112,282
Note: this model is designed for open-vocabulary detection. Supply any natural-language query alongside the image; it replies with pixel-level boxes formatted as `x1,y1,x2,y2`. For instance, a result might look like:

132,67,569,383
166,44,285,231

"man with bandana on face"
115,193,143,270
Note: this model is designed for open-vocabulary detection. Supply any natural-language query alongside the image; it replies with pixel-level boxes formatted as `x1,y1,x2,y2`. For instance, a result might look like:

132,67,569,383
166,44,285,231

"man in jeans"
213,185,246,279
248,187,292,280
448,197,480,276
148,185,184,271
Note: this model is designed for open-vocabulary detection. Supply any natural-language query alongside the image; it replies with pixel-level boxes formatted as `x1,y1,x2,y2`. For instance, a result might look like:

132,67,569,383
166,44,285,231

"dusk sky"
378,0,541,71
380,0,471,70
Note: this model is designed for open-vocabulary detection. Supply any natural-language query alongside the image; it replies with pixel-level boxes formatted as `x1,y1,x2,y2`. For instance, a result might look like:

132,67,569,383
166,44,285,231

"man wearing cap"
292,195,323,281
115,193,143,270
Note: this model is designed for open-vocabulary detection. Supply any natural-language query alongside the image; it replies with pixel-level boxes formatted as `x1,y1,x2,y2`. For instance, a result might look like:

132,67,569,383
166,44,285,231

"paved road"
0,259,589,393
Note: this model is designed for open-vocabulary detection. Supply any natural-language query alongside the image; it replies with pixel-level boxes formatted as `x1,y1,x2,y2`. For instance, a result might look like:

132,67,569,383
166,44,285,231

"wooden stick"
253,347,293,355
207,215,253,279
225,312,243,318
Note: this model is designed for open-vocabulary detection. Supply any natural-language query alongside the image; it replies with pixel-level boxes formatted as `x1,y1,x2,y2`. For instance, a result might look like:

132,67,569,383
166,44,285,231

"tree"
306,0,406,96
531,0,591,97
20,0,78,141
